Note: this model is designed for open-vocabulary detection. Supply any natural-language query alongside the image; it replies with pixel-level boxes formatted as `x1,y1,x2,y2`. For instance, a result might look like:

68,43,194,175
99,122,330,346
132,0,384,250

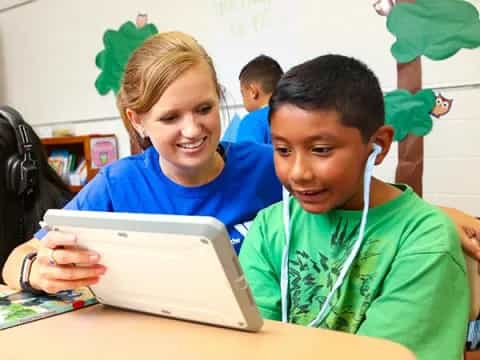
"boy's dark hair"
269,54,384,142
239,55,284,94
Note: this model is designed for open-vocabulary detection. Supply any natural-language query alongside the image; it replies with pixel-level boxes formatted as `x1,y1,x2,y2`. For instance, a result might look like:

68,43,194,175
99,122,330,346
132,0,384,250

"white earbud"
372,143,382,155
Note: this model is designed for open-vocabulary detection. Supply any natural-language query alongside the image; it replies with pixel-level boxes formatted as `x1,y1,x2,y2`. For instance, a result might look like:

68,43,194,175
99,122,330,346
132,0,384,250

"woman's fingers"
460,226,480,260
464,227,475,239
464,236,480,260
42,230,77,249
29,229,106,293
41,263,106,281
37,247,100,267
35,276,101,295
475,227,480,241
31,256,106,293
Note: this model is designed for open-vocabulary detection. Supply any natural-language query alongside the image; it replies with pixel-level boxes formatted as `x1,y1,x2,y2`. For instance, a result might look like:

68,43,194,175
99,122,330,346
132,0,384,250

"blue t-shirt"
221,113,242,143
235,106,271,145
55,142,281,253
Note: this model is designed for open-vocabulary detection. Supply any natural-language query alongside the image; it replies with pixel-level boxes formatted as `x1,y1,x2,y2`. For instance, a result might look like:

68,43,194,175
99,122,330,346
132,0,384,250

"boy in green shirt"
239,54,469,360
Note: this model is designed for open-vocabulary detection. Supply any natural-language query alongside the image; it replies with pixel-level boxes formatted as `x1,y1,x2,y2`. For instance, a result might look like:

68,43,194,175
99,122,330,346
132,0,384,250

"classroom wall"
1,0,479,127
1,1,479,215
376,85,480,215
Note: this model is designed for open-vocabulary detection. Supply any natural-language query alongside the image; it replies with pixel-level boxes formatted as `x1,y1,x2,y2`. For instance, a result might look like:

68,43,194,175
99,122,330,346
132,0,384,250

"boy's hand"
29,230,106,294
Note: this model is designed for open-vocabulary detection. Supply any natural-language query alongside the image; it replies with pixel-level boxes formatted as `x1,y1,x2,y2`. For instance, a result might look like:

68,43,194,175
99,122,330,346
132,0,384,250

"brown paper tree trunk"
394,0,423,197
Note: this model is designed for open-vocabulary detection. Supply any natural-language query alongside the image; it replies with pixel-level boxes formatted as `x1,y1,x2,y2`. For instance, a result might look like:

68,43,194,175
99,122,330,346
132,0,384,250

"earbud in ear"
372,143,382,154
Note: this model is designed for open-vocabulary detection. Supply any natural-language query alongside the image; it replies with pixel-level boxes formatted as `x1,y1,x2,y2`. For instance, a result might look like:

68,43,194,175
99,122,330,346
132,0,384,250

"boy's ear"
248,82,261,100
371,125,394,165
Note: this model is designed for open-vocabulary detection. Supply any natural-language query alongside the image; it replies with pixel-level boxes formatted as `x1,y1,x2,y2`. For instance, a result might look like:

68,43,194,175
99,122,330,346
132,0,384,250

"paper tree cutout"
373,0,396,16
387,0,480,63
384,89,436,141
95,21,158,95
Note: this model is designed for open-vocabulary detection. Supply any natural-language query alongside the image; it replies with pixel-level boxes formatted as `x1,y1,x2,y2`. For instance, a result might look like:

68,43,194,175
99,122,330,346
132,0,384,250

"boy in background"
239,54,469,360
234,55,283,144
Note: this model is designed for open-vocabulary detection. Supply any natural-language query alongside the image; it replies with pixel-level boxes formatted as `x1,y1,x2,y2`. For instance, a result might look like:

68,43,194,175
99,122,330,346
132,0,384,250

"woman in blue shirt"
2,31,281,293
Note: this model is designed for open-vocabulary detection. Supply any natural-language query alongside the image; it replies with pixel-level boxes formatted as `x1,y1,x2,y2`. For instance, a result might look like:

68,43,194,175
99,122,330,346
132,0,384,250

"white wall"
375,85,480,215
33,117,131,158
1,0,479,127
1,1,479,215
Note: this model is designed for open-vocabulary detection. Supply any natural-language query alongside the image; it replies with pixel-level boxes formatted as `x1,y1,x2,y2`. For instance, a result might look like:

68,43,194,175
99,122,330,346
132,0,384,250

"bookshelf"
41,134,118,193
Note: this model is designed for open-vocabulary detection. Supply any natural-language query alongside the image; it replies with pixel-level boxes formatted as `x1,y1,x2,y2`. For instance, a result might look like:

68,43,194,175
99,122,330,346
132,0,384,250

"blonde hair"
117,31,221,150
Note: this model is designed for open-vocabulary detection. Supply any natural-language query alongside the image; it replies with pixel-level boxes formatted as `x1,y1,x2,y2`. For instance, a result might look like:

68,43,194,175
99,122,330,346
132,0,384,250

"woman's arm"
2,238,40,288
440,206,480,260
2,231,105,293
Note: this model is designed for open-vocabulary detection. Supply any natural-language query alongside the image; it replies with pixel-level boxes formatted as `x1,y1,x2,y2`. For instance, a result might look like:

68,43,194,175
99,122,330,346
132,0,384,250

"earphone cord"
307,146,378,327
281,144,382,326
281,187,291,322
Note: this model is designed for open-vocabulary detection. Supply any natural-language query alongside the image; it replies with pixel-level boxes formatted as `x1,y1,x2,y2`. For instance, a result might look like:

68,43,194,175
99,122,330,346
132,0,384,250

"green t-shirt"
239,185,469,360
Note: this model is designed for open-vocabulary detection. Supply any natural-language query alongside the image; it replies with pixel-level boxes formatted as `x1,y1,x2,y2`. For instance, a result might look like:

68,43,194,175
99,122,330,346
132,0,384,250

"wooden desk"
1,304,415,359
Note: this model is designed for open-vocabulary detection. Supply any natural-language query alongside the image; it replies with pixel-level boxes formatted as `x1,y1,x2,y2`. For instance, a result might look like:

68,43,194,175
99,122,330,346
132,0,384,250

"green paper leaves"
387,0,480,63
384,89,436,141
95,21,158,95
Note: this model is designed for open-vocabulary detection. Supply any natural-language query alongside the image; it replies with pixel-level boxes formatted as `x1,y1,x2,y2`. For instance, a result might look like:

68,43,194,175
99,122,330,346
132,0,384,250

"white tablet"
43,209,263,332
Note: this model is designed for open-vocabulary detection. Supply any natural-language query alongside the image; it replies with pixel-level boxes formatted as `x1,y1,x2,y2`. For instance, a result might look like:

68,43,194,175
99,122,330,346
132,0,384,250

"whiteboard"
0,0,478,126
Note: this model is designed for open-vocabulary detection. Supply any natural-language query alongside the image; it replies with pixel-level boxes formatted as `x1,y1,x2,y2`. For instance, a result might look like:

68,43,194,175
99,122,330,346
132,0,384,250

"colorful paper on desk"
0,287,97,330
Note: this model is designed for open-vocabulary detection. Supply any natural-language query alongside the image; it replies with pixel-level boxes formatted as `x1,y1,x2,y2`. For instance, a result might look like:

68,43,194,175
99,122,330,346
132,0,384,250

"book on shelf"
69,159,87,186
48,149,70,179
47,149,87,186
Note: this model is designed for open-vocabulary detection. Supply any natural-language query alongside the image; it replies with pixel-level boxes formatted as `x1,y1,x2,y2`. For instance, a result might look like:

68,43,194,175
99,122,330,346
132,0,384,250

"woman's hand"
460,225,480,261
441,206,480,260
29,230,106,294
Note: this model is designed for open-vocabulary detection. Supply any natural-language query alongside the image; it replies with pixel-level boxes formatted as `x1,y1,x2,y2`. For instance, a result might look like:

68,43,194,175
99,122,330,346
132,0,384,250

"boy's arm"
439,205,480,260
357,251,469,360
239,214,282,321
